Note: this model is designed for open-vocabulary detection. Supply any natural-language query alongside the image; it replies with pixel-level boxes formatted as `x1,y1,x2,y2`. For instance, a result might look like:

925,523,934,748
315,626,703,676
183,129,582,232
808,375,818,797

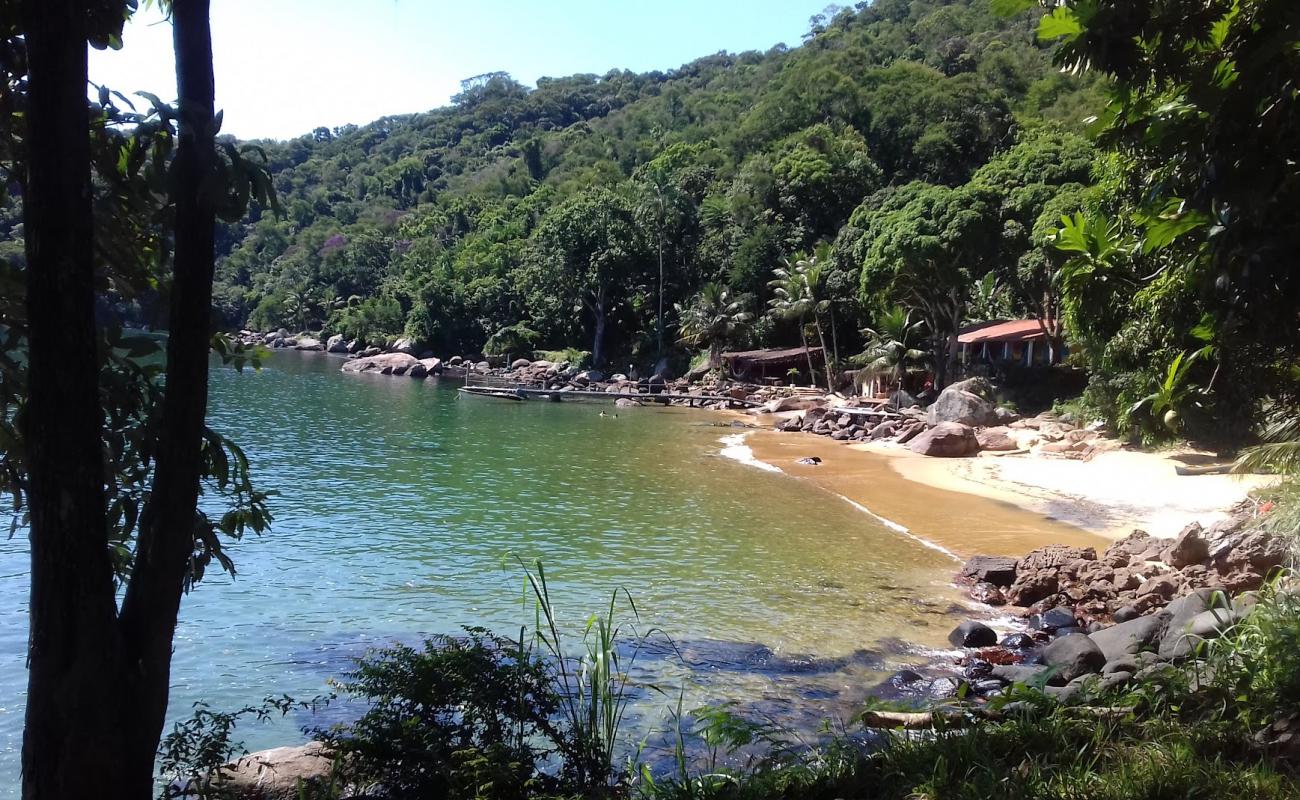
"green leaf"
1037,6,1082,42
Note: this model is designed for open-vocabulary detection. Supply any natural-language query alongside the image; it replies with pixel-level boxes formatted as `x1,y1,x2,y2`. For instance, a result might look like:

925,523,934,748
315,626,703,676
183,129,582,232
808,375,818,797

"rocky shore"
760,375,1117,460
889,502,1290,705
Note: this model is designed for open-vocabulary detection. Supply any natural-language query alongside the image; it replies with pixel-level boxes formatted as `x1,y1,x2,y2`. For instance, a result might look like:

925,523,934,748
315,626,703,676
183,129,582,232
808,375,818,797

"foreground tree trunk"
20,1,130,797
23,2,223,796
119,1,220,791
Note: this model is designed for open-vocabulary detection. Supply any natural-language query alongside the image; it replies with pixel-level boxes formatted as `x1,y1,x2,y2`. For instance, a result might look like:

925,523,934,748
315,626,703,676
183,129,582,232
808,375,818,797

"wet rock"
926,676,966,699
999,632,1035,650
908,422,980,457
1032,607,1077,632
1052,626,1082,638
1041,634,1105,682
963,659,994,680
968,582,1006,606
887,669,925,688
973,679,1005,694
948,621,997,648
960,555,1018,587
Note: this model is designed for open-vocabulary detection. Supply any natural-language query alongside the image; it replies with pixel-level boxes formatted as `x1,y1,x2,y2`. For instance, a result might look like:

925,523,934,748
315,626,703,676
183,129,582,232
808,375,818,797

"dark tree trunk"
592,292,607,368
20,1,128,797
118,2,219,793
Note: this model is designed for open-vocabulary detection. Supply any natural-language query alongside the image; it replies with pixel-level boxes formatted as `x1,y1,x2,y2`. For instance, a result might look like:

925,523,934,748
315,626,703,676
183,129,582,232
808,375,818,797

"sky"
88,0,828,141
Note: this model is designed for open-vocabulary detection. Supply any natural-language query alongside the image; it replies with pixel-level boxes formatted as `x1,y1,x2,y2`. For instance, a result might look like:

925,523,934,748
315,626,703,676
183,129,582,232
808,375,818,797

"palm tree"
768,256,834,391
764,260,826,390
1235,404,1300,475
855,307,928,397
675,282,752,369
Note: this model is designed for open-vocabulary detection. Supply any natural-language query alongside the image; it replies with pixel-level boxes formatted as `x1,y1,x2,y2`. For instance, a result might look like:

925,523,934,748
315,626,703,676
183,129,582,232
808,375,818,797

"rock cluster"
970,509,1286,625
917,504,1288,704
766,377,1118,459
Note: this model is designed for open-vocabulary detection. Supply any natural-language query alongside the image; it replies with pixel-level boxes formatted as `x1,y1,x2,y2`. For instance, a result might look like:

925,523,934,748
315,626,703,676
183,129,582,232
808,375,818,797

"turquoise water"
0,351,967,791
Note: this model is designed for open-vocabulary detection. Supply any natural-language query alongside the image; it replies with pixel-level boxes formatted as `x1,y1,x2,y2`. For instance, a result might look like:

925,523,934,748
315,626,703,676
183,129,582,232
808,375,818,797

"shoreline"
730,426,1110,559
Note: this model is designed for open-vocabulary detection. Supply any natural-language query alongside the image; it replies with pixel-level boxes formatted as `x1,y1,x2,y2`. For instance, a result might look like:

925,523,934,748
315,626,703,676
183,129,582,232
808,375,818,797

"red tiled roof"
958,320,1052,344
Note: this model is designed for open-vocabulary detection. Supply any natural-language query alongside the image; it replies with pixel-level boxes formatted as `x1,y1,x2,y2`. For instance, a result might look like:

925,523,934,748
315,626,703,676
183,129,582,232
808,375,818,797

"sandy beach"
741,424,1272,559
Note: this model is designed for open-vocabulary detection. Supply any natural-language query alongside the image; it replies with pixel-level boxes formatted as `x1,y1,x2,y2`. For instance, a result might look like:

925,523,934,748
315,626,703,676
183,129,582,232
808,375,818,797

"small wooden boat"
1174,463,1233,476
458,386,525,401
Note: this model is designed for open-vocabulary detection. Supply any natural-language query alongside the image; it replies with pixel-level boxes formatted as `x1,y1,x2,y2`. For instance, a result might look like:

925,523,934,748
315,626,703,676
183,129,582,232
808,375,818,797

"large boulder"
340,352,418,376
762,396,823,414
1042,634,1106,683
1158,588,1233,661
960,555,1018,587
907,422,979,457
389,336,417,355
927,379,999,427
325,334,348,354
1088,613,1170,662
199,742,335,800
292,336,323,351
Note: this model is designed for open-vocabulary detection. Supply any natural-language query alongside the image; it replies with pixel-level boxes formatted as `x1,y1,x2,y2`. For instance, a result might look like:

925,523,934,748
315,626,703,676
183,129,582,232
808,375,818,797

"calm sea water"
0,351,968,791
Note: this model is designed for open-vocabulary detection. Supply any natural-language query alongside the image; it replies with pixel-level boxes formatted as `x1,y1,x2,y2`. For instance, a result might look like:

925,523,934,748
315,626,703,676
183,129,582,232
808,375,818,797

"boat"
458,385,525,401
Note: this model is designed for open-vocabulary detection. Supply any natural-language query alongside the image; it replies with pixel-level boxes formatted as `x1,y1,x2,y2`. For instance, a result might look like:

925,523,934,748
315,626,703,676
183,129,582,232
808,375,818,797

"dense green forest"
210,0,1105,375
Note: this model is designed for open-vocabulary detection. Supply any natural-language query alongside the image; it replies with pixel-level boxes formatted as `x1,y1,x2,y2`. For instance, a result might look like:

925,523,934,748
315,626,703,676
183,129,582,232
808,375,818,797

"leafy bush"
533,348,590,368
326,296,405,345
318,628,561,800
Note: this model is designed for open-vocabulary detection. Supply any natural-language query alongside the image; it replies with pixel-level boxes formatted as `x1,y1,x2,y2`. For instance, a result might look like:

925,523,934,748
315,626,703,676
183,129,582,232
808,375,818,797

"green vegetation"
183,1,1108,376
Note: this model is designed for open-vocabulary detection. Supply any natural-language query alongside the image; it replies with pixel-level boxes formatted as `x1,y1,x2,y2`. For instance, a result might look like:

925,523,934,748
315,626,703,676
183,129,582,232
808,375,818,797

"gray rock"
1158,588,1230,661
927,384,999,427
908,422,980,457
390,336,417,355
1042,633,1106,682
341,352,418,375
1112,606,1139,623
326,334,348,353
1088,612,1170,662
960,555,1018,587
991,664,1057,686
1102,657,1139,674
1034,607,1077,632
948,620,997,648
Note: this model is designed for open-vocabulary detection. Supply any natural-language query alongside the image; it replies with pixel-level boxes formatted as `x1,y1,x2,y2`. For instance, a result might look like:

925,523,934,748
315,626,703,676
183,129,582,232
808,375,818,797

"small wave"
835,495,961,563
716,433,957,561
718,433,782,473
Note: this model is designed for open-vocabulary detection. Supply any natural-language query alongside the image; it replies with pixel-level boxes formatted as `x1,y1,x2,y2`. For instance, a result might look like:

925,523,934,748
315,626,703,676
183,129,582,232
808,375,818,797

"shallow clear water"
0,351,974,791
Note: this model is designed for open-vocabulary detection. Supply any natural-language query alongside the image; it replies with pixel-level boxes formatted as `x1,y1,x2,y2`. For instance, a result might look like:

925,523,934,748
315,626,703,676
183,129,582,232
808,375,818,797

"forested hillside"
214,0,1104,374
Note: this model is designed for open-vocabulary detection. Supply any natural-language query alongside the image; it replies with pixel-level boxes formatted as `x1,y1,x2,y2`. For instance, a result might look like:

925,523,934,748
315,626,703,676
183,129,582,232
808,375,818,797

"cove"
0,350,1057,790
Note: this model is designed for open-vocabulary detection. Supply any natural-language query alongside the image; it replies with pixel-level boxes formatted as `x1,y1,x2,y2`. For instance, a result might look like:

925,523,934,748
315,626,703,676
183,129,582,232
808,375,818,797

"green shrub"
317,628,561,800
533,348,590,368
